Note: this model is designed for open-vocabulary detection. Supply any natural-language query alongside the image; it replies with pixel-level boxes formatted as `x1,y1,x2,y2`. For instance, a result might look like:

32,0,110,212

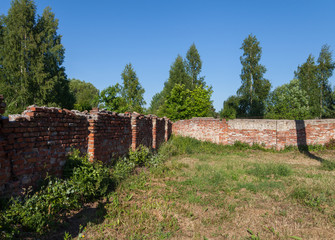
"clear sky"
1,0,335,111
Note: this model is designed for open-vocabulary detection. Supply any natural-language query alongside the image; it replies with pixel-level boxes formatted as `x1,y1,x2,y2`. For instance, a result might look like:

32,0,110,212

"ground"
61,147,335,240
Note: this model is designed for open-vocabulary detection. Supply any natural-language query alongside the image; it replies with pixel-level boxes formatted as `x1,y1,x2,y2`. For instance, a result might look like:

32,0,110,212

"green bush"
0,146,167,238
128,145,151,166
112,158,136,184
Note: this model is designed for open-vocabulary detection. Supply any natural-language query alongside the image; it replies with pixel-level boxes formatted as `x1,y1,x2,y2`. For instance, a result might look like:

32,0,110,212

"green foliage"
220,95,240,119
294,46,335,118
0,149,113,236
185,43,204,86
0,0,74,114
265,79,311,119
69,79,99,111
100,63,145,113
163,84,214,121
238,34,271,117
69,157,112,202
149,44,210,118
148,91,165,115
121,63,146,113
99,83,128,112
0,145,167,238
128,145,151,167
294,55,319,117
164,55,193,96
316,44,335,118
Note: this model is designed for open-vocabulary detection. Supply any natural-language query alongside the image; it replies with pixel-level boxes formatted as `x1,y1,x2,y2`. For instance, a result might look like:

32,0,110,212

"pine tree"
317,44,335,118
295,55,319,117
163,55,192,97
0,0,73,113
121,63,145,113
0,0,37,113
186,43,204,87
34,7,73,108
238,34,270,117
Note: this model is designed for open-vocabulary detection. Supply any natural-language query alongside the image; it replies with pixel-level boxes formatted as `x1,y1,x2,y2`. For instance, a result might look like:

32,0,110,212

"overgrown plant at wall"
0,146,163,239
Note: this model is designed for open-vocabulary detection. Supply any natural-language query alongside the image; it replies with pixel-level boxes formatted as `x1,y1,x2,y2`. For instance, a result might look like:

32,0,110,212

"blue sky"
1,0,335,111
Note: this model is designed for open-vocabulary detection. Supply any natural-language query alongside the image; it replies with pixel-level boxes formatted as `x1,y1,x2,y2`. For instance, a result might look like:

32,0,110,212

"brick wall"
134,114,153,149
0,106,89,195
87,110,132,163
173,118,335,150
0,101,172,196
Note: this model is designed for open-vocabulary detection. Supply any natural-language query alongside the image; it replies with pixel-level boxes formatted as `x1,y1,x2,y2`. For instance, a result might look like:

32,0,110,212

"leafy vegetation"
0,146,159,239
0,0,74,114
99,63,146,113
149,44,215,119
69,79,99,112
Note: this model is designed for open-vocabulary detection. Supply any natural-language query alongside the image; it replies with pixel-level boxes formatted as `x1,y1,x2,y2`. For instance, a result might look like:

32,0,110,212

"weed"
320,159,335,171
247,163,292,179
291,187,328,209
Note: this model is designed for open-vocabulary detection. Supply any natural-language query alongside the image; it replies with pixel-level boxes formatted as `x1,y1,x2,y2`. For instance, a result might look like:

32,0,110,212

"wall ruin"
173,118,335,150
0,99,171,196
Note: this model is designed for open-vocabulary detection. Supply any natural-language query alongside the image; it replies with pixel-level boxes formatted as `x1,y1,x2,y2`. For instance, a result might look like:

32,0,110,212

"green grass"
77,136,335,239
2,136,335,239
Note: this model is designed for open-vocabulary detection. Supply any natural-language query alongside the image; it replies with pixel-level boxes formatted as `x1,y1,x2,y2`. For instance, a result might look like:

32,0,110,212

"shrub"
128,145,151,166
112,158,136,184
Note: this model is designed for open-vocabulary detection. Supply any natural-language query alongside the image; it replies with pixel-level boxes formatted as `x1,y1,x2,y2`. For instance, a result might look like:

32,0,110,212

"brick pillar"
164,117,169,142
152,117,157,149
219,119,229,145
131,113,139,151
0,95,6,116
88,108,99,162
0,94,10,195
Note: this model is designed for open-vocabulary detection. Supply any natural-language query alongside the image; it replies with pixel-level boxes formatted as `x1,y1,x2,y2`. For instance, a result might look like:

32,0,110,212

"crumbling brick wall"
0,99,172,196
173,118,335,150
0,106,89,195
88,110,132,163
135,115,153,149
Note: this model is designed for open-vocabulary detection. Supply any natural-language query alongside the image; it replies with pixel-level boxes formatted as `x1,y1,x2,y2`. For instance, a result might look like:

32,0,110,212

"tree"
148,91,164,114
149,44,207,117
220,95,240,119
294,55,319,117
185,43,204,87
0,0,37,113
265,79,311,120
163,55,192,97
69,79,99,111
99,83,128,113
163,84,213,121
34,7,73,109
316,44,335,118
0,0,73,113
237,34,271,117
121,63,145,113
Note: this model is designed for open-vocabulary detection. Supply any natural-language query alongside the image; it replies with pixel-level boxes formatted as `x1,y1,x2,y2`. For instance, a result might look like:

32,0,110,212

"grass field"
68,137,335,240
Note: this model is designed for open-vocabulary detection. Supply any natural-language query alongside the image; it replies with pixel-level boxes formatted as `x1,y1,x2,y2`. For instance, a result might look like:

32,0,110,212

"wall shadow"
295,120,325,162
46,201,107,240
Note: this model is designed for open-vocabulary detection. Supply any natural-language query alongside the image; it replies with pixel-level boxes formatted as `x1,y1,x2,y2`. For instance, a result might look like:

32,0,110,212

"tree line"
1,0,334,121
221,35,335,120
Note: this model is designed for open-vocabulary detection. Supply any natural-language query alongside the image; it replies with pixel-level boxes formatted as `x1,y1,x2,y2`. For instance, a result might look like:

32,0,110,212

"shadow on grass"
295,120,335,170
45,202,107,240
